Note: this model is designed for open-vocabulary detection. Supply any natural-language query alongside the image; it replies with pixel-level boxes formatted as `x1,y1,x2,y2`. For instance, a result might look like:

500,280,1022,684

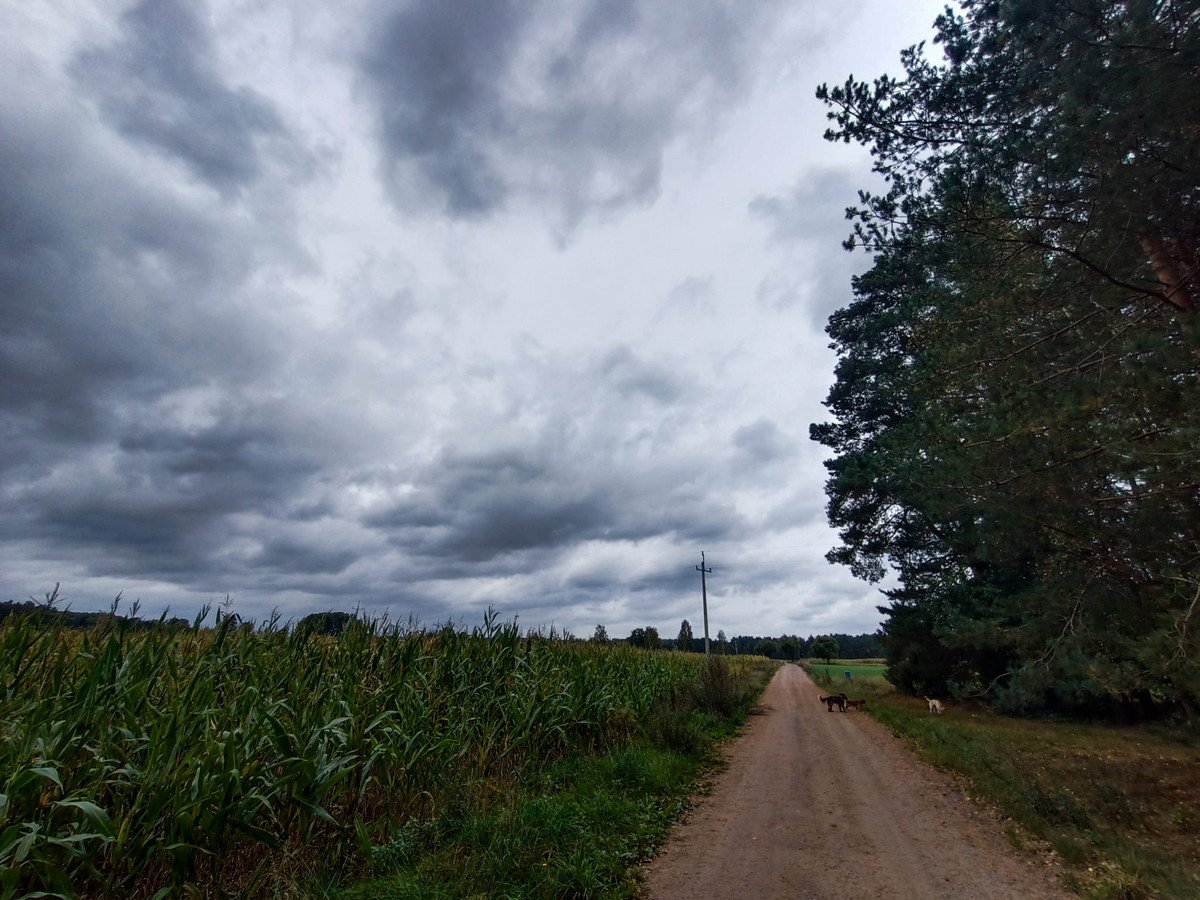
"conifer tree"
813,0,1200,714
676,619,694,651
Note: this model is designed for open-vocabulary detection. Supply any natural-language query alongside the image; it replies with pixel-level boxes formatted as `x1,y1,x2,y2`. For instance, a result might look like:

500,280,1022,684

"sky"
2,0,948,639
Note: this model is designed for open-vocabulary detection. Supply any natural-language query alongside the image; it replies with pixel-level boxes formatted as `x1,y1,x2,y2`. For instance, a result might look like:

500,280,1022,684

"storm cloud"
360,0,790,232
0,0,946,636
73,0,290,196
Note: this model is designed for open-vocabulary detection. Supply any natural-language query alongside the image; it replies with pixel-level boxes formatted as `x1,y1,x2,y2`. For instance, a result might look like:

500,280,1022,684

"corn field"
0,606,718,899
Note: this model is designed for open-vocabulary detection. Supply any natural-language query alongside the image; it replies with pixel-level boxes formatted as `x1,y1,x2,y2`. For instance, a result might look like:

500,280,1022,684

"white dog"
924,696,944,714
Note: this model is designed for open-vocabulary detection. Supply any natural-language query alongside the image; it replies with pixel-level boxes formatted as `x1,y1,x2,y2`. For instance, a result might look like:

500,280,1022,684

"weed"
691,655,742,717
371,817,438,873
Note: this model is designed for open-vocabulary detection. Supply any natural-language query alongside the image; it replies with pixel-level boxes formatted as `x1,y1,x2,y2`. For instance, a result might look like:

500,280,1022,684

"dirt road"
639,664,1073,900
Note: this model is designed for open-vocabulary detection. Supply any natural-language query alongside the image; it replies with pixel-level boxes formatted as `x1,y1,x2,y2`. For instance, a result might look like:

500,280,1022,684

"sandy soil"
638,664,1074,900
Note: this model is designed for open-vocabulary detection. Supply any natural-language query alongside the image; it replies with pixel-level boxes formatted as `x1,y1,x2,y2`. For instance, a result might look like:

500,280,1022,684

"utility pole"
696,551,712,657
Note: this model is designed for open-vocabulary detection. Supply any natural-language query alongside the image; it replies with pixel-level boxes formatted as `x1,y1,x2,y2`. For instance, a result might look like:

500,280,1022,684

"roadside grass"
803,666,1200,899
325,747,693,900
314,655,778,900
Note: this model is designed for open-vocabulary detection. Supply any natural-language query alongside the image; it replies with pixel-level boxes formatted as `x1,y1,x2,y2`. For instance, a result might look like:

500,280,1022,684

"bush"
649,707,702,754
691,656,743,718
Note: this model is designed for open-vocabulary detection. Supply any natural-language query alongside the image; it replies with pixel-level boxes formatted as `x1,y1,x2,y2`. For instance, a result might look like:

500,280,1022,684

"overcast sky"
2,0,946,638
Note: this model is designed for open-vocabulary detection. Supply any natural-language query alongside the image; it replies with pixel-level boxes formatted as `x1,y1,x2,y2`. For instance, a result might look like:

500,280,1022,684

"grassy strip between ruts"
309,658,779,900
804,665,1200,900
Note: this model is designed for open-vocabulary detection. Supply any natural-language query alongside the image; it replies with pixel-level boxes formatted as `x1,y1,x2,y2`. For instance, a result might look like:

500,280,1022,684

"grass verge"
309,656,778,900
808,667,1200,900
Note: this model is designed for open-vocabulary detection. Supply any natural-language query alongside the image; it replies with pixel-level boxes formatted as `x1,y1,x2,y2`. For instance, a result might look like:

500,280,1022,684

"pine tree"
676,619,694,651
814,0,1200,714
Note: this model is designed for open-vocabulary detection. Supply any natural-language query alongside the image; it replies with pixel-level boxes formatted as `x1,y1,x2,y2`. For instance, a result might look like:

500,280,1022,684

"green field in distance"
805,661,887,681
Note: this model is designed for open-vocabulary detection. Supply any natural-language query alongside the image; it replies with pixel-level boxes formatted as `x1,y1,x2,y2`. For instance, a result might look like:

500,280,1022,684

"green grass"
844,679,1200,899
802,659,887,683
328,748,694,900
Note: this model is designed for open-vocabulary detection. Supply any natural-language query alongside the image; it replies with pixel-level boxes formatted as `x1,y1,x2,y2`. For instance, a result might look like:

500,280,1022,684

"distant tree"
298,611,354,636
592,624,609,644
757,638,779,659
836,631,885,659
716,629,728,654
779,635,800,660
628,627,646,648
812,636,839,664
676,619,694,651
644,626,661,650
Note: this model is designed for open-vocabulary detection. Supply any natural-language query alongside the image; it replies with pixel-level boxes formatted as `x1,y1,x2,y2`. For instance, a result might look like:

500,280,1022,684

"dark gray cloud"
750,167,874,325
0,84,317,593
749,167,860,244
249,538,360,577
0,106,264,474
360,0,524,216
563,564,699,613
72,0,290,196
732,419,795,467
599,346,685,404
361,0,788,230
30,493,226,581
13,412,325,581
368,431,742,574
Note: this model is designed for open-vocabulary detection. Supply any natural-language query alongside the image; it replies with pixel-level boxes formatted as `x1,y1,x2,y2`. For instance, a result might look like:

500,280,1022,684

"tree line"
2,598,883,664
0,597,190,632
812,0,1198,716
608,621,883,660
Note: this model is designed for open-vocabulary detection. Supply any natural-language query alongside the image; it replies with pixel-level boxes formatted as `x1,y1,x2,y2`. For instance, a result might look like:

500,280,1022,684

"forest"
812,0,1198,716
651,631,883,660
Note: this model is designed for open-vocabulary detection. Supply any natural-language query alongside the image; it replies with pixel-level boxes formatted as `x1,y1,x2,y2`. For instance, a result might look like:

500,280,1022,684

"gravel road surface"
639,664,1073,900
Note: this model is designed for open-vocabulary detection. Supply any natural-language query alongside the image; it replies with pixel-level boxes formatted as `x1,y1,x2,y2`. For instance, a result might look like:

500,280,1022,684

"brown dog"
819,693,847,712
845,699,866,711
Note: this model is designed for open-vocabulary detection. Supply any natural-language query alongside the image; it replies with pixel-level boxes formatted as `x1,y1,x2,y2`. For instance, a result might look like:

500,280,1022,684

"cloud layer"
0,0,942,636
361,0,789,232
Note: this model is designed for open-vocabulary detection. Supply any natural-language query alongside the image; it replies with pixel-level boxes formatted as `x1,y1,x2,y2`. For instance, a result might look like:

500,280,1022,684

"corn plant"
0,605,706,898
